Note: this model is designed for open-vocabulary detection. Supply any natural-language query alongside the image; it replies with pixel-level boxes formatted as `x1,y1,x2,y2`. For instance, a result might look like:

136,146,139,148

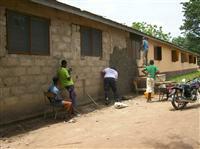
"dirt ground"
0,95,200,149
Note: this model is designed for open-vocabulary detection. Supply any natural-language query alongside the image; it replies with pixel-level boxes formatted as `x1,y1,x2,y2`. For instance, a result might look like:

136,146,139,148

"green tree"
172,34,200,54
180,0,200,54
172,36,186,48
132,22,172,41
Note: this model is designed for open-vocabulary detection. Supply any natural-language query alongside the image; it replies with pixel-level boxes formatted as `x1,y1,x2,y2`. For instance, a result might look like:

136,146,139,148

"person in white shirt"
102,67,119,105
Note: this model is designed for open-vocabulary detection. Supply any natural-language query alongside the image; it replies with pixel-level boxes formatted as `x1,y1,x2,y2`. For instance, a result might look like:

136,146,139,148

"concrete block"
0,78,3,87
0,67,9,77
52,51,62,58
85,85,99,97
27,66,41,75
2,96,19,106
34,75,47,84
41,84,49,92
0,46,6,58
72,24,80,32
0,87,10,98
3,77,19,86
20,57,33,66
26,84,40,93
46,59,59,67
19,94,33,101
58,43,68,51
0,15,6,25
41,67,54,75
35,59,46,66
11,86,26,96
91,67,102,73
0,58,7,67
13,67,26,76
82,67,92,74
6,57,19,66
62,36,71,43
19,76,34,85
62,52,72,59
51,34,60,42
74,80,83,88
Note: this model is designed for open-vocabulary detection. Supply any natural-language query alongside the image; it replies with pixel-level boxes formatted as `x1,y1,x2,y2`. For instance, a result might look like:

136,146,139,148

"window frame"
154,46,162,61
6,9,50,56
189,55,194,64
80,25,102,57
193,56,197,64
171,50,179,62
181,53,186,63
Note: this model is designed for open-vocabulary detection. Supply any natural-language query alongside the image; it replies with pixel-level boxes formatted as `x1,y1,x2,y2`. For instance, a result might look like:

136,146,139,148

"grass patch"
168,70,200,83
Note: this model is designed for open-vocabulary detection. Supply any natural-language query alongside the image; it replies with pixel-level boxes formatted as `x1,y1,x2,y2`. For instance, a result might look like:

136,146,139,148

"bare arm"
101,70,105,78
142,69,148,76
156,70,160,75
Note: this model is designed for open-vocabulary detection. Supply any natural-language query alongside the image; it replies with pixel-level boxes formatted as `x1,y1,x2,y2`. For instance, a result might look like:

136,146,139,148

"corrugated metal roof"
30,0,199,56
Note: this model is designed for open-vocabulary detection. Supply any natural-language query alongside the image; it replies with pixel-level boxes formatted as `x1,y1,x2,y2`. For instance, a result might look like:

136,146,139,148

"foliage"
132,22,171,41
168,70,200,83
181,0,200,38
172,36,186,48
179,0,200,54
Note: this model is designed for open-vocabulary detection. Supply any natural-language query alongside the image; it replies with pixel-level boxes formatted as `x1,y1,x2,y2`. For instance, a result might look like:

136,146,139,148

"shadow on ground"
0,94,137,138
143,136,196,149
169,103,200,111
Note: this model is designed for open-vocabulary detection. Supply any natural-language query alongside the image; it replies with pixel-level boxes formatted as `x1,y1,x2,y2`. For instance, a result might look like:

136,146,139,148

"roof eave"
30,0,200,56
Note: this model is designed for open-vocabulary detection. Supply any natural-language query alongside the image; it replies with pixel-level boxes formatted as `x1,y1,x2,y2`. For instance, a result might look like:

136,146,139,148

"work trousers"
104,77,119,101
66,85,77,107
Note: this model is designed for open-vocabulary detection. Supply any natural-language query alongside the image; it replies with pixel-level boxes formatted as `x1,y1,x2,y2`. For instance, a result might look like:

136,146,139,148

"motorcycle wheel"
171,92,187,110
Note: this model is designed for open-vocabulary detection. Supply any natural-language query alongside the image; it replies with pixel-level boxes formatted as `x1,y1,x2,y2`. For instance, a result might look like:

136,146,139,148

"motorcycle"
170,78,200,110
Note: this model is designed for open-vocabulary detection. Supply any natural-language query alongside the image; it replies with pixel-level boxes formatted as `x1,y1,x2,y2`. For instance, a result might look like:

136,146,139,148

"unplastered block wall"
0,0,130,124
70,27,129,103
0,7,62,123
0,7,102,124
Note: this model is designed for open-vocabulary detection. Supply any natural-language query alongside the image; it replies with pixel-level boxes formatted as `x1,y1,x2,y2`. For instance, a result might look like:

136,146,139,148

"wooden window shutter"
7,10,30,52
154,46,162,60
31,17,49,54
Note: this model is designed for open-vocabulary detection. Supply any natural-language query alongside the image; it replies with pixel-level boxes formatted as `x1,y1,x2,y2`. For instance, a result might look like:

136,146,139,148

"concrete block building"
0,0,198,124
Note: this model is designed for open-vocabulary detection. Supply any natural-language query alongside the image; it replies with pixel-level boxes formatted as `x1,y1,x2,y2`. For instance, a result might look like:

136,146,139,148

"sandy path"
1,96,200,149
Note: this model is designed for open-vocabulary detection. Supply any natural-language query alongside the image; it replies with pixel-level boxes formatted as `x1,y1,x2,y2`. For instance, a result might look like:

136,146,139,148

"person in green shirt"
142,60,160,102
57,60,77,107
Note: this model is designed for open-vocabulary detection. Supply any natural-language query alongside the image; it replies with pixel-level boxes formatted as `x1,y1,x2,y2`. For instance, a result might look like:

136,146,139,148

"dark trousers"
65,85,77,107
104,77,119,101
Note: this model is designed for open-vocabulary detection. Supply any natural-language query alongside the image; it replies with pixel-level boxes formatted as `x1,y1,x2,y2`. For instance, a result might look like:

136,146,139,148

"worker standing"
142,60,160,102
141,37,149,66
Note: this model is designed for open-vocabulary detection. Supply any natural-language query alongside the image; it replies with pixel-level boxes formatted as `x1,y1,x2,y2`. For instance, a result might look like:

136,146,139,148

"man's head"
149,60,154,65
143,37,148,40
110,66,117,71
61,60,67,67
